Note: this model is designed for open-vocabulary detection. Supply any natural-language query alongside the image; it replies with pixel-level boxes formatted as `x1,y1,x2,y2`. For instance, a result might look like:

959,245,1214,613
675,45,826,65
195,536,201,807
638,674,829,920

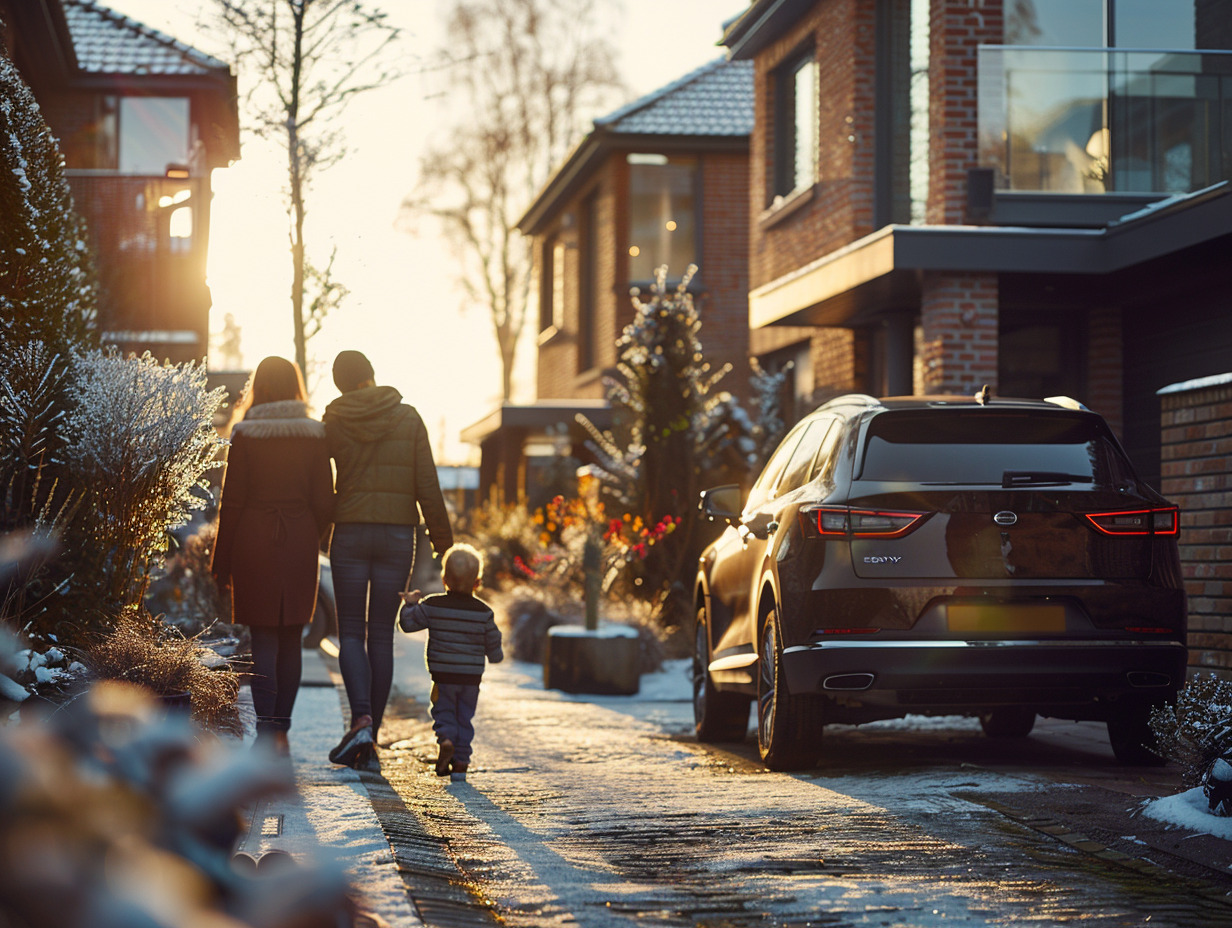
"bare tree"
209,0,401,375
405,0,623,401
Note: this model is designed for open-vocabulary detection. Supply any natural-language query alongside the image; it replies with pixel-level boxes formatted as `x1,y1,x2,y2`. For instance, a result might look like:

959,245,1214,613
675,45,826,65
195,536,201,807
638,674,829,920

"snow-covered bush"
748,356,795,472
61,349,226,623
0,676,356,928
578,265,755,623
0,340,72,532
0,44,97,355
1149,673,1232,789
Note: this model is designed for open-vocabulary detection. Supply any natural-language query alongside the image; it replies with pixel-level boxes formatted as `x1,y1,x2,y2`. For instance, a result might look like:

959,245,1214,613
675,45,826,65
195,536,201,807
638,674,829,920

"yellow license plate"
947,604,1066,633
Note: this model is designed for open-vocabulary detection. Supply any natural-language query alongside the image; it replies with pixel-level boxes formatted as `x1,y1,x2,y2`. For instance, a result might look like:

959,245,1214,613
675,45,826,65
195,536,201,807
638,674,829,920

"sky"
100,0,745,463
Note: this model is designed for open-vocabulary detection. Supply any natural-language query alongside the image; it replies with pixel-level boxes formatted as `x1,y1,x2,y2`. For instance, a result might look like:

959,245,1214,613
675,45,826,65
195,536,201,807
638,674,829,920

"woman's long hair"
236,356,307,417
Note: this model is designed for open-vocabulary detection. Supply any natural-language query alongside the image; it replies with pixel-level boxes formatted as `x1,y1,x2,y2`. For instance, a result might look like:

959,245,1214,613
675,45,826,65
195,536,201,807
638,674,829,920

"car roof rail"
817,393,880,412
1044,395,1090,411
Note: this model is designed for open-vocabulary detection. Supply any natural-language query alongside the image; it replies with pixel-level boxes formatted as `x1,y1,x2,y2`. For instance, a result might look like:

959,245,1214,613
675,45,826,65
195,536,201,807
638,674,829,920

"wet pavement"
336,640,1232,928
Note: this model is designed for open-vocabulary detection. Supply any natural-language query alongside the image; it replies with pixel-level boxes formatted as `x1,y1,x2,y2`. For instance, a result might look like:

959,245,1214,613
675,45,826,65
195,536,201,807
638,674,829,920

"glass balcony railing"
978,46,1232,195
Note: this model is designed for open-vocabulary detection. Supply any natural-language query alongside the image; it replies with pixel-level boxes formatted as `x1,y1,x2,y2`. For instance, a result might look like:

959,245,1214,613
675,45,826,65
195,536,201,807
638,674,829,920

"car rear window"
857,411,1134,486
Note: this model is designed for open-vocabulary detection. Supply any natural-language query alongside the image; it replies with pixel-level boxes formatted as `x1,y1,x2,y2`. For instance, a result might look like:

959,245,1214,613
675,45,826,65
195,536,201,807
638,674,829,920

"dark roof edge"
834,186,1232,274
517,131,606,236
722,0,814,59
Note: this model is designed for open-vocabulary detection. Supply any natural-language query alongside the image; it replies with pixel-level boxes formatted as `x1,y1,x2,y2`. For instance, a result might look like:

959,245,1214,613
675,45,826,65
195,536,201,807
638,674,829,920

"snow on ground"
517,655,1232,838
1140,787,1232,840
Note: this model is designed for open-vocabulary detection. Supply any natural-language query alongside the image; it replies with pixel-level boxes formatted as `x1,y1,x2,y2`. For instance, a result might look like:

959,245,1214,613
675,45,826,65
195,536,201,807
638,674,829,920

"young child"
398,543,503,782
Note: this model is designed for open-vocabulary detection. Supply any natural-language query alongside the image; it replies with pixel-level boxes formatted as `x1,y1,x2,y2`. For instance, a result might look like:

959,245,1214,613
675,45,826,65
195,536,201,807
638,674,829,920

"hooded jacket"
322,385,453,554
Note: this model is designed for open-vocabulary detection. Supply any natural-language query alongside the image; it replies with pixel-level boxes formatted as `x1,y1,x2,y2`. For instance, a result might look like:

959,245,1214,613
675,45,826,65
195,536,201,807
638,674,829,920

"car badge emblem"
994,511,1018,526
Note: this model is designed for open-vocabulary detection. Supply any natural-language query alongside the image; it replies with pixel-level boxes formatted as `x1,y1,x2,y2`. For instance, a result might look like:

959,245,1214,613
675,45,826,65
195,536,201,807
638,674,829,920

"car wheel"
1107,702,1167,766
979,706,1036,738
693,609,752,743
756,613,823,771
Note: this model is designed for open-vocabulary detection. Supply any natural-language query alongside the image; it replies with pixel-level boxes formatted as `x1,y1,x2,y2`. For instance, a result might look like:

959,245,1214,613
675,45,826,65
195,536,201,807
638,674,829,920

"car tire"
1107,702,1167,766
693,610,752,743
757,613,824,771
979,706,1036,738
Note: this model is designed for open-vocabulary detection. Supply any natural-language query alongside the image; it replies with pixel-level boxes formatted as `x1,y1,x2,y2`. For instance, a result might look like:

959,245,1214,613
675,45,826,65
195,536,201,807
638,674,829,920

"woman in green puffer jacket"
322,350,454,769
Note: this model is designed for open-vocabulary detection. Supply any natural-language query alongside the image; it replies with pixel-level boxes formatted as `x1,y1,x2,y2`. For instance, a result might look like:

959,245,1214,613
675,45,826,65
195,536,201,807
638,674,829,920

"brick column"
919,270,998,394
1160,376,1232,679
1086,305,1123,436
928,0,1004,225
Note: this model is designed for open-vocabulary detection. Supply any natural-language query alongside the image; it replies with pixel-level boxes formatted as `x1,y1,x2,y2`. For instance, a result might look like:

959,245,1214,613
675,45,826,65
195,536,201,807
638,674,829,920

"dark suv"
694,392,1187,771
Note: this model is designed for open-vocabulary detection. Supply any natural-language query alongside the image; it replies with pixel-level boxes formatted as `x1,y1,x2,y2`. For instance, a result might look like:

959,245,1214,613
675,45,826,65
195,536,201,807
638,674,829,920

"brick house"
1,0,239,365
463,56,755,506
723,0,1232,676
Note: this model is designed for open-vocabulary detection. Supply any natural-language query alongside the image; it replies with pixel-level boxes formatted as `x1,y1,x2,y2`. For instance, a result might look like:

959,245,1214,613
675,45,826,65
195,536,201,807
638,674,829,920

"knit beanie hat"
332,350,375,393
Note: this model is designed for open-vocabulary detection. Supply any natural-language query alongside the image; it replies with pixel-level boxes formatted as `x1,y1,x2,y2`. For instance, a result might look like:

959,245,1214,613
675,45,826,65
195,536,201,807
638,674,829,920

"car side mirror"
699,484,742,525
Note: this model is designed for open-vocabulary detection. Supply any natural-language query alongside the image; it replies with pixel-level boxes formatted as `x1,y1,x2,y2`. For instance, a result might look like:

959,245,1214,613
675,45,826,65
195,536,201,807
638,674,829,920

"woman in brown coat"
212,357,334,755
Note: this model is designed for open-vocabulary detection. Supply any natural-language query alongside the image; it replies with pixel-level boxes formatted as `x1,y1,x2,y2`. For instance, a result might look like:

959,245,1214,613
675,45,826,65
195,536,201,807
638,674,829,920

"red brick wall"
535,149,751,403
1160,379,1232,679
811,329,860,399
1086,305,1124,437
748,0,876,293
699,152,751,402
919,271,998,394
927,0,1004,225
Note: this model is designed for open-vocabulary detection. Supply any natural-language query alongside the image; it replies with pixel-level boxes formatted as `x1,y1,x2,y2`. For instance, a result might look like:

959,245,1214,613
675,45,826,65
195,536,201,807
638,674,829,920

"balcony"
66,172,211,362
979,46,1232,197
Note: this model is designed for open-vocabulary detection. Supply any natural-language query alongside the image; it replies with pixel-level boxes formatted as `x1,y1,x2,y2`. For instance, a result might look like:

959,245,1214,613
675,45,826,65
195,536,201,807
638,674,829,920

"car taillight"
1083,507,1179,536
804,506,927,538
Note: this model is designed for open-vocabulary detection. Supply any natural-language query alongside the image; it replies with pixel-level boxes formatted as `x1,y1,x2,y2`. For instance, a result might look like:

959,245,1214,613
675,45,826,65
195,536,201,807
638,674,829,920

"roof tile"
596,57,753,137
64,0,230,77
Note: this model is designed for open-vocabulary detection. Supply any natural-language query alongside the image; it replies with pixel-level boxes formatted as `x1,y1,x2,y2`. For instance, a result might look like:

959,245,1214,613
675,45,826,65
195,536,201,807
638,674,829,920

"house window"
1005,0,1232,50
120,97,191,175
539,236,566,333
773,48,818,200
992,0,1232,194
578,192,599,373
66,96,190,175
626,154,697,283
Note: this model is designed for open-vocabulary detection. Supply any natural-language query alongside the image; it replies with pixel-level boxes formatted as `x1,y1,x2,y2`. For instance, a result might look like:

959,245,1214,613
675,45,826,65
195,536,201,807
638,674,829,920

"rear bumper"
782,639,1188,710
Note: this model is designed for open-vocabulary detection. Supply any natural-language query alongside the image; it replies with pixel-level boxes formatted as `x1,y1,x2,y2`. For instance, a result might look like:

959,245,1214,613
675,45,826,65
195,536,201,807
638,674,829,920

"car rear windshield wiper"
1002,471,1093,488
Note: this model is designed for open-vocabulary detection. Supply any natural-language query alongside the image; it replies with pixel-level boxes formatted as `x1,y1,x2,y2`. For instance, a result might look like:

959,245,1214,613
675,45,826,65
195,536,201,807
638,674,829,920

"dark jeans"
330,522,417,735
249,624,304,733
431,682,481,764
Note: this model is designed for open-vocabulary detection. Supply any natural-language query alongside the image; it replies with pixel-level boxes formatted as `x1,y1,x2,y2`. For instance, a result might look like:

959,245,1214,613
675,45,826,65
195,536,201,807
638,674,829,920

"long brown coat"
212,400,334,627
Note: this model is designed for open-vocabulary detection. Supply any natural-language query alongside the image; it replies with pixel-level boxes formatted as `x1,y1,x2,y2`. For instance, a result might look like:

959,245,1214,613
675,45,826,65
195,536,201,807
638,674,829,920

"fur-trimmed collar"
232,400,325,439
244,399,311,420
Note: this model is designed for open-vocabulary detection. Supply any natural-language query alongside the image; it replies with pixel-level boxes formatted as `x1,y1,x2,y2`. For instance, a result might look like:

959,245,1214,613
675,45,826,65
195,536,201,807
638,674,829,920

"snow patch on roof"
1157,372,1232,395
65,0,231,77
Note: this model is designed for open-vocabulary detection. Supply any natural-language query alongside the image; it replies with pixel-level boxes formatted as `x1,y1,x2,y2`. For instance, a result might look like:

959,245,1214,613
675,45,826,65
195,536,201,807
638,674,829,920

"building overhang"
722,0,816,60
460,401,613,446
751,183,1232,329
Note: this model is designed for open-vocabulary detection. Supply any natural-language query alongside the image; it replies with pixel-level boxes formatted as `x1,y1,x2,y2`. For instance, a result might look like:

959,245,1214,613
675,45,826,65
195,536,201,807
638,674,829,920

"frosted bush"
1148,672,1232,787
63,349,226,611
0,339,70,529
577,264,756,623
748,355,795,471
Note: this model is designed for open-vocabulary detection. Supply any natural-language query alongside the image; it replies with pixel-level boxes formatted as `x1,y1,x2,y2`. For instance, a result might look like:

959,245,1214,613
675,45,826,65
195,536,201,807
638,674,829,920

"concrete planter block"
543,624,640,696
